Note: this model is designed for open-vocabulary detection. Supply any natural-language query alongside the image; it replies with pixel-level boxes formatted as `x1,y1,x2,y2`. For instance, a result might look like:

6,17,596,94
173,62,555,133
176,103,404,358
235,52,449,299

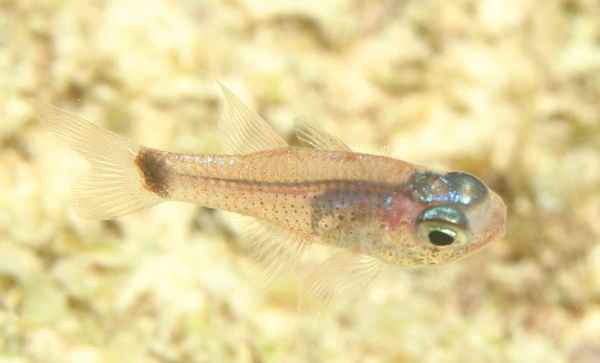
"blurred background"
1,0,600,362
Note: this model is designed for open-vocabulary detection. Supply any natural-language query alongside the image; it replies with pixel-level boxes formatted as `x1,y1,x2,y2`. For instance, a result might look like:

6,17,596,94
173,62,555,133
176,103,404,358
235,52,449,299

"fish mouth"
481,193,507,245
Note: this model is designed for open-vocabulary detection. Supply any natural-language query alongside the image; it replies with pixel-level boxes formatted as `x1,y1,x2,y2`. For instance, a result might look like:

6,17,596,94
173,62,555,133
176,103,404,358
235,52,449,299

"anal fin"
234,216,311,291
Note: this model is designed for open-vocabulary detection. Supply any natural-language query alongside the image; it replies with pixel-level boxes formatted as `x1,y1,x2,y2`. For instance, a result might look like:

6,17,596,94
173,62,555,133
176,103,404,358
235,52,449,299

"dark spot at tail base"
135,149,170,197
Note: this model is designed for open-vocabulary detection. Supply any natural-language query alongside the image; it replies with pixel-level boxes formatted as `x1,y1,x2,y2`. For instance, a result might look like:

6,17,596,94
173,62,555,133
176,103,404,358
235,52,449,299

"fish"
33,82,506,320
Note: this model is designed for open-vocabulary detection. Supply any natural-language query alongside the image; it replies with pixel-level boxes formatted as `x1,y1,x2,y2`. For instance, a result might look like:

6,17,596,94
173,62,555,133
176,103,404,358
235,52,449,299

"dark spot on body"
135,149,170,197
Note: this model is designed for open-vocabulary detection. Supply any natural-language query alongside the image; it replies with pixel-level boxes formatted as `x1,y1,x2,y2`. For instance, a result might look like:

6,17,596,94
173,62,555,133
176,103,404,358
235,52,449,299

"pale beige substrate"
2,0,600,362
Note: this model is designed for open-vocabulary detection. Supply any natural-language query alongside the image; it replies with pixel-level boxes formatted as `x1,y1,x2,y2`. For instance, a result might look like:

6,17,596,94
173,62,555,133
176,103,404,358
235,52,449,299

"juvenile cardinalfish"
33,82,506,319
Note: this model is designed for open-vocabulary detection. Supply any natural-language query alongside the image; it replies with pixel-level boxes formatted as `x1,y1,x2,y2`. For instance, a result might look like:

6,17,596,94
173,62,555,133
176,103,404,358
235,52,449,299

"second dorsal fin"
217,82,288,154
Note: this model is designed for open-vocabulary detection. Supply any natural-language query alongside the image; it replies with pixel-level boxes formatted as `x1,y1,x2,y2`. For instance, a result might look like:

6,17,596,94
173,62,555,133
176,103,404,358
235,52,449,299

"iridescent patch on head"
408,171,488,206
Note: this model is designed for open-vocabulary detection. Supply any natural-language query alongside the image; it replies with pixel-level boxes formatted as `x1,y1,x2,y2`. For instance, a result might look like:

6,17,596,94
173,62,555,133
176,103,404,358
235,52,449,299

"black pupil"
429,230,454,246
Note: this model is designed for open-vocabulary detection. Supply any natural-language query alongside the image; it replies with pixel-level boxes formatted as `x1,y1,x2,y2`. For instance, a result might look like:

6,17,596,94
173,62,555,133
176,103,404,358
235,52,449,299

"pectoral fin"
298,246,384,324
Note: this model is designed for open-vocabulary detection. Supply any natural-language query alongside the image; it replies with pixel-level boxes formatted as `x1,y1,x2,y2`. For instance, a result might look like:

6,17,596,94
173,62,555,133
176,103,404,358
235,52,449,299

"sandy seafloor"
2,0,600,362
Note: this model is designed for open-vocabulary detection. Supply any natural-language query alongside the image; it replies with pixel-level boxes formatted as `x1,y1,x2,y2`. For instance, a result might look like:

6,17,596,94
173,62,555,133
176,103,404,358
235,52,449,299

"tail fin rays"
33,101,163,219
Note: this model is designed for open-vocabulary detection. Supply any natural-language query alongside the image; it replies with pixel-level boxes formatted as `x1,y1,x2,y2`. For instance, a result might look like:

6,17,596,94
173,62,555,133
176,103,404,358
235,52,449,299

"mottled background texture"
2,0,600,362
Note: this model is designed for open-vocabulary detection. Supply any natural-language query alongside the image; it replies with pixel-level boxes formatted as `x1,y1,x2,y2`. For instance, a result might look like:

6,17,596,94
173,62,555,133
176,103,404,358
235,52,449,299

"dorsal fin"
378,145,394,157
216,83,311,289
294,117,352,151
217,81,288,154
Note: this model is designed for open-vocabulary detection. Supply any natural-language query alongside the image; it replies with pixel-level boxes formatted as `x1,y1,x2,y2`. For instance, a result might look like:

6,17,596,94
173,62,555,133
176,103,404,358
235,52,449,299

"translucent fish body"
33,83,506,320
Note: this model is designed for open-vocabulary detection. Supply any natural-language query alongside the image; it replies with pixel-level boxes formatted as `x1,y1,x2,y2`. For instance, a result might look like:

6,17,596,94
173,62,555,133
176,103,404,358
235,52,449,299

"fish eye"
428,229,456,246
415,206,469,248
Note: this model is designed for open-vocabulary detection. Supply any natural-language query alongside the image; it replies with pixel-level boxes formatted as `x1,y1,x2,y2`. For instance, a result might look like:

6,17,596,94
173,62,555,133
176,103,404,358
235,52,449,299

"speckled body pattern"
33,82,506,318
135,145,504,268
138,148,418,245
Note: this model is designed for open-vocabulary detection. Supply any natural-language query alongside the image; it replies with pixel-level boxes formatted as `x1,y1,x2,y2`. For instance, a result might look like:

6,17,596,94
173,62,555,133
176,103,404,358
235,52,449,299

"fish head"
375,170,506,267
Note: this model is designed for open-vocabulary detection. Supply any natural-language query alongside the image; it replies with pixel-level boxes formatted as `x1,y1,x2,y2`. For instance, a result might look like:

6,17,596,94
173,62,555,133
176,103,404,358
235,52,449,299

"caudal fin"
33,101,163,219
